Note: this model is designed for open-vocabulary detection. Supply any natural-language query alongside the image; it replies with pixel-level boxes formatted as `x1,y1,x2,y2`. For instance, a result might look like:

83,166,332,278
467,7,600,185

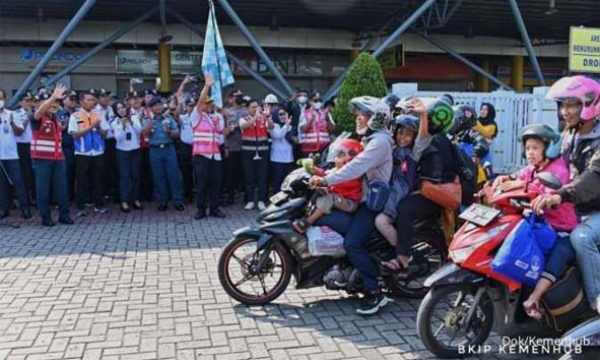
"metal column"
215,0,294,97
43,8,158,87
167,8,289,100
324,0,438,100
9,0,97,107
419,32,515,91
507,0,546,86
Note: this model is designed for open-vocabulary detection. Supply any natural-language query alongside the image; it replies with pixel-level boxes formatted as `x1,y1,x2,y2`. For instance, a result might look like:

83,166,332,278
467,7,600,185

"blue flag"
202,1,234,108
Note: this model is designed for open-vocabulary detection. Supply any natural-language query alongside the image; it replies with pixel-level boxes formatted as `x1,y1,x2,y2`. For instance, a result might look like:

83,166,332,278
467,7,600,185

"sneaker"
244,202,255,211
257,201,266,211
356,292,390,316
94,207,108,214
77,210,88,217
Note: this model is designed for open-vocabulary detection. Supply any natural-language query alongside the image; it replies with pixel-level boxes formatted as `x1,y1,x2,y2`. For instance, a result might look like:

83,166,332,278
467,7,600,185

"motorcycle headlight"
449,223,510,263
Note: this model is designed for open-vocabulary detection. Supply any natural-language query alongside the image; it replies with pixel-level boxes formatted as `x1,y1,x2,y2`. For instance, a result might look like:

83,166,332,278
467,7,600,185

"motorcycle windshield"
560,316,600,347
325,131,353,164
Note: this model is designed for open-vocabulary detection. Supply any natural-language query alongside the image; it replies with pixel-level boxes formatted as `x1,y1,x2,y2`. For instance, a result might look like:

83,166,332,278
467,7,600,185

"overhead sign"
117,50,202,74
569,27,600,73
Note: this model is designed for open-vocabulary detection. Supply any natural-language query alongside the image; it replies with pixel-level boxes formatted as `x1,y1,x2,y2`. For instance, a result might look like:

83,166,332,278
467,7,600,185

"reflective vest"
31,115,64,161
241,116,269,158
193,113,222,156
72,110,105,154
300,110,330,153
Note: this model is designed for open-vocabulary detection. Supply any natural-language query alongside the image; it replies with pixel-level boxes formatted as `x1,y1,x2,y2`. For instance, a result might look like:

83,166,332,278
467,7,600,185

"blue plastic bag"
527,213,557,256
491,219,545,287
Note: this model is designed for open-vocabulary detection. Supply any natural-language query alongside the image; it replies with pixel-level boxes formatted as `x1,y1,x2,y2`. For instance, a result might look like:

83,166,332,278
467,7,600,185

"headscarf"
478,102,498,139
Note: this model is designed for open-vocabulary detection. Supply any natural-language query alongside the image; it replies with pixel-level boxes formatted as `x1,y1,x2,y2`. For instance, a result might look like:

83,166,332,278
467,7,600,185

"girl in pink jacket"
494,124,578,319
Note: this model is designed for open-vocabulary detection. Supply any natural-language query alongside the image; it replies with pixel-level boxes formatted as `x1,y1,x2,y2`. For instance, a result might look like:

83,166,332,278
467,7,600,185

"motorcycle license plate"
269,191,288,205
459,203,501,227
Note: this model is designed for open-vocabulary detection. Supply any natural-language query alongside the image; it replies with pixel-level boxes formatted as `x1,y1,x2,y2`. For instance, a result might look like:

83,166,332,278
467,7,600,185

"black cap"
20,91,35,101
147,96,163,108
127,90,140,100
185,97,197,106
67,90,78,99
38,93,51,101
84,88,98,97
99,88,111,97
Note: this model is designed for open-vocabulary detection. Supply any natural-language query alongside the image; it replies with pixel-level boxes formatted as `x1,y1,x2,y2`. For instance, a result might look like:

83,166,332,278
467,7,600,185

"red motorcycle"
416,173,586,358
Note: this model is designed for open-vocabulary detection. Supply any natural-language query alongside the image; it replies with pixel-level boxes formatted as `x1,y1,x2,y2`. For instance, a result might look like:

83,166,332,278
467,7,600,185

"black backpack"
452,143,478,206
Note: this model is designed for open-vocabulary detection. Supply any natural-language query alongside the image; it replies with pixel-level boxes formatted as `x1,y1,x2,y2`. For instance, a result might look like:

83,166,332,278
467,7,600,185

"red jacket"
315,167,362,201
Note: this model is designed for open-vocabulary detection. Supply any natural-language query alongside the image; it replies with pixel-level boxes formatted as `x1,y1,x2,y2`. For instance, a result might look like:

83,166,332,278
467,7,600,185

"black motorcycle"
217,167,448,306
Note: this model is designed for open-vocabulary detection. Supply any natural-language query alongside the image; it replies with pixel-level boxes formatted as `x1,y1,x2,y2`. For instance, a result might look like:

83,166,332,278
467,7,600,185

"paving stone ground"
0,203,558,360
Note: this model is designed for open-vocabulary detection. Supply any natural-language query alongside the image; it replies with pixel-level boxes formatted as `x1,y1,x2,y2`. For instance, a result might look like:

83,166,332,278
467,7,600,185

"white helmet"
264,94,278,104
349,96,391,131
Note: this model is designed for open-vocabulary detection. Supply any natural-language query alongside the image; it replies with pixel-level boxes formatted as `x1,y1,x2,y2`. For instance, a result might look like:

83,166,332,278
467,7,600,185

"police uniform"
30,93,72,226
178,97,196,202
13,91,36,204
0,106,31,219
56,90,79,201
145,96,184,211
95,88,118,202
68,89,110,215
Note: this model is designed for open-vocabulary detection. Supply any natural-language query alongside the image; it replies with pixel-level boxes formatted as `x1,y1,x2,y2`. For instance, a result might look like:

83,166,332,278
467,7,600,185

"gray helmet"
349,96,391,131
519,123,562,160
449,105,477,135
394,114,420,132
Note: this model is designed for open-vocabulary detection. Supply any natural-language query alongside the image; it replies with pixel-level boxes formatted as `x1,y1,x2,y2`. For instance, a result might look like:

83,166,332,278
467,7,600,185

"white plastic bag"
307,226,346,258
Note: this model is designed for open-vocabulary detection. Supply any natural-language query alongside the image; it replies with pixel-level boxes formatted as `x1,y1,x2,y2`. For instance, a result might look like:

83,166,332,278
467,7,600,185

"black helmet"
449,105,477,135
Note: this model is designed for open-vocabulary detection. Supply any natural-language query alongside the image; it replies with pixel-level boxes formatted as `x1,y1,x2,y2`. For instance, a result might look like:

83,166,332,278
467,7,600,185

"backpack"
452,143,478,206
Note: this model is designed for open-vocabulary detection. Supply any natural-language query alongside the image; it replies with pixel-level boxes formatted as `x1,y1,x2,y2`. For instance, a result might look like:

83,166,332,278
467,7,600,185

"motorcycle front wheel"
218,236,292,305
417,284,494,359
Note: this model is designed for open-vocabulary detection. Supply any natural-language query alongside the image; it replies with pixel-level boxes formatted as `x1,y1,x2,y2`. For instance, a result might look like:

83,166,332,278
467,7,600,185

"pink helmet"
545,75,600,121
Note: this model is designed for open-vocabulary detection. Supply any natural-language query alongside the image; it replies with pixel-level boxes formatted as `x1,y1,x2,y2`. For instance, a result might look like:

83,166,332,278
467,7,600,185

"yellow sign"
569,27,600,73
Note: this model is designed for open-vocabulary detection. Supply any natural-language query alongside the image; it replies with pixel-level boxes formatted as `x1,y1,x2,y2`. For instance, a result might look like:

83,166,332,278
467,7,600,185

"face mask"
298,96,308,104
313,102,322,110
0,100,4,109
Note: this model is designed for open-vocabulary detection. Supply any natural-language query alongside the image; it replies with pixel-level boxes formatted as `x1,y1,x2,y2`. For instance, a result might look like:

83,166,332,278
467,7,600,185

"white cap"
264,94,278,104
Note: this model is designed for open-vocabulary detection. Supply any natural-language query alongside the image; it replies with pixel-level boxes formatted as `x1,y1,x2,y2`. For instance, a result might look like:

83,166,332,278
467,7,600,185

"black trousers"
103,138,119,201
193,155,222,211
178,143,194,201
242,156,269,203
140,147,154,201
395,193,441,256
75,155,105,209
224,150,243,197
17,142,35,202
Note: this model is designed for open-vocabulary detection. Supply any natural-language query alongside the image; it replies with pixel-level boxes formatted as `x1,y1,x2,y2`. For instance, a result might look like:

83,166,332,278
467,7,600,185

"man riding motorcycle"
532,75,600,309
309,95,394,315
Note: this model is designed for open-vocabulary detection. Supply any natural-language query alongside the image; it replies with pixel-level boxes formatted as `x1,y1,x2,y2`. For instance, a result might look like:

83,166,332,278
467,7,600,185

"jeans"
541,235,575,283
193,156,223,211
395,194,441,256
271,161,294,194
0,159,29,214
62,146,75,201
316,205,380,292
570,212,600,306
178,143,194,201
242,157,269,203
33,159,70,221
17,142,35,201
149,145,183,205
75,155,105,209
117,149,141,203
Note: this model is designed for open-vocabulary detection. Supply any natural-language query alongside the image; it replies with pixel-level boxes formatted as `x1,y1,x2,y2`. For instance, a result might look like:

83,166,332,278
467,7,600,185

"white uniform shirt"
179,113,194,145
13,108,33,144
0,109,23,160
68,109,110,156
269,123,294,163
95,104,115,139
111,115,142,151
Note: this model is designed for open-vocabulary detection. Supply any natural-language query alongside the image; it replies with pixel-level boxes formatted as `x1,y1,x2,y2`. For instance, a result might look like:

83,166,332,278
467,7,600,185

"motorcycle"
217,149,448,306
558,297,600,360
417,173,593,359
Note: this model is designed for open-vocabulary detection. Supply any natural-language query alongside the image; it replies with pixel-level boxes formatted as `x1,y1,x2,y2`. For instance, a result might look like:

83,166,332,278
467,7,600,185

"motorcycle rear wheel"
417,284,494,359
218,236,292,305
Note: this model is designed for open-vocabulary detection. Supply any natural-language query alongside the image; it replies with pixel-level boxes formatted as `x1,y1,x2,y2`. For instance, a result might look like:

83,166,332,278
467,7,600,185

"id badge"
3,123,9,134
126,132,132,141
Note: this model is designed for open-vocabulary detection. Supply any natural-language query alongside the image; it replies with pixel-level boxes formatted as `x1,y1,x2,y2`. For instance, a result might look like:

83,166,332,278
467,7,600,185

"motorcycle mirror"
534,172,562,190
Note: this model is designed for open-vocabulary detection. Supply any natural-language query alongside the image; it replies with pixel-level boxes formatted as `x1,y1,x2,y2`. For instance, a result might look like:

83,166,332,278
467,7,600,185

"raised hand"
52,84,67,100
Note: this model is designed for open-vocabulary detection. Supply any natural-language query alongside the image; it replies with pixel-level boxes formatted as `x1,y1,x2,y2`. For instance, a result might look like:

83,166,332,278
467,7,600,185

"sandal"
382,257,413,279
